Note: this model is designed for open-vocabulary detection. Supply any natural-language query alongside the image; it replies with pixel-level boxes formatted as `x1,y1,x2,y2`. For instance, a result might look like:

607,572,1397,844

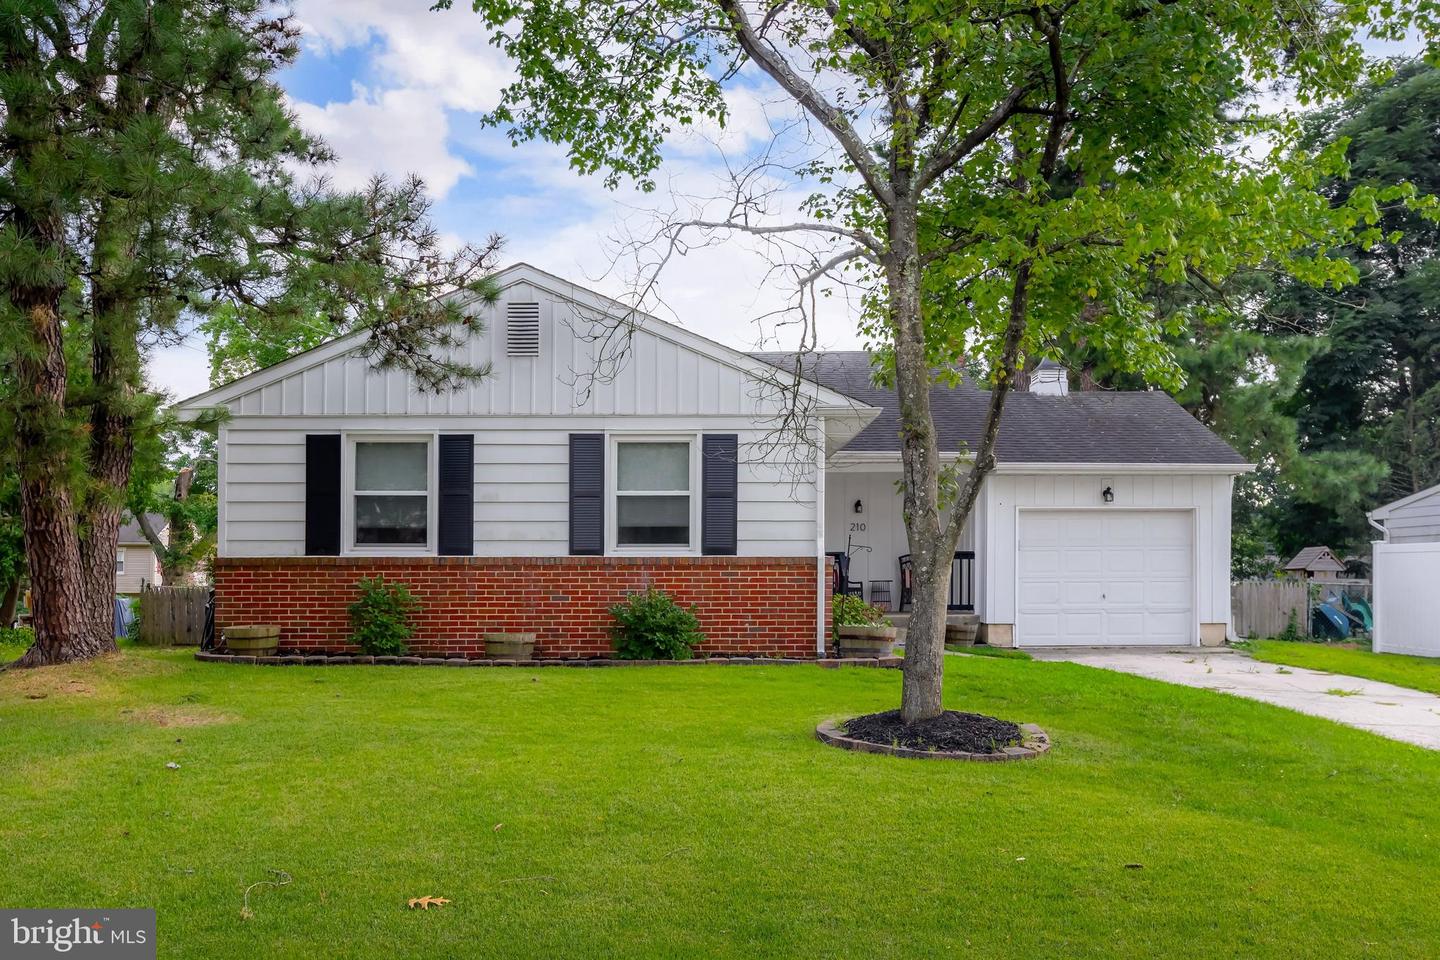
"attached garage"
1016,509,1195,647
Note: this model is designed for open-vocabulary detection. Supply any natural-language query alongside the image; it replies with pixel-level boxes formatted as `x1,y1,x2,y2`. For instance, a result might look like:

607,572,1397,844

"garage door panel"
1019,612,1061,643
1106,612,1146,642
1105,515,1149,544
1148,547,1190,575
1062,549,1103,575
1061,612,1104,638
1143,513,1192,540
1061,580,1104,605
1020,549,1060,575
1104,548,1146,574
1145,611,1191,642
1020,515,1061,547
1061,514,1104,542
1017,510,1193,647
1106,580,1147,605
1020,581,1061,606
1145,580,1190,605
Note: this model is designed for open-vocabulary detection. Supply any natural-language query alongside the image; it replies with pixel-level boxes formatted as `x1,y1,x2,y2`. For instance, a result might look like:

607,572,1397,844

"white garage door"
1017,510,1194,647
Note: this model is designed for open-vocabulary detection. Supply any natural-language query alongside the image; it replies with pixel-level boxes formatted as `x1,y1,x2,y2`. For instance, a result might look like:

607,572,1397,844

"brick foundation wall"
213,556,831,658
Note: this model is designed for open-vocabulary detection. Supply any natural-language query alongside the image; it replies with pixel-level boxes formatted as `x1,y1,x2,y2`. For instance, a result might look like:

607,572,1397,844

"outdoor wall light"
853,499,864,514
1102,486,1115,503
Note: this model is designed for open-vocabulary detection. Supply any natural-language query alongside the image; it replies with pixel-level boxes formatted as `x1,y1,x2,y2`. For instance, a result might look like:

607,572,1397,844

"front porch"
824,463,980,616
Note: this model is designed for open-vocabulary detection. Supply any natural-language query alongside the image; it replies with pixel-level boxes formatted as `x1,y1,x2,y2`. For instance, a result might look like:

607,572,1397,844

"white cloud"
293,86,473,198
294,0,513,111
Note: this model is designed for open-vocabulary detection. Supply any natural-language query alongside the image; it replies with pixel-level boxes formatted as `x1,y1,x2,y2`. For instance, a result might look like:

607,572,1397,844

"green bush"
609,588,703,660
0,626,33,663
348,576,420,656
831,594,887,629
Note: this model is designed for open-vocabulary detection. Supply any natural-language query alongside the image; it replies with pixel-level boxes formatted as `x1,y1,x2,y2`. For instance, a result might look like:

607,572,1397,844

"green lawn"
4,650,1440,958
1247,639,1440,695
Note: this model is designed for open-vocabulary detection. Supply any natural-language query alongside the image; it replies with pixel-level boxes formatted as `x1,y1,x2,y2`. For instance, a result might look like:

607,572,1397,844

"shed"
1282,546,1347,580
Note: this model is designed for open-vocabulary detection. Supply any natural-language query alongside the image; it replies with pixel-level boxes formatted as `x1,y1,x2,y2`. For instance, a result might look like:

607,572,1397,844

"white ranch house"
175,263,1251,657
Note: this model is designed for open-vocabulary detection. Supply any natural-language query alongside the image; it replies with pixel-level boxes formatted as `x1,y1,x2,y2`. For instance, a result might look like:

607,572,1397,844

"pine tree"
1,2,501,666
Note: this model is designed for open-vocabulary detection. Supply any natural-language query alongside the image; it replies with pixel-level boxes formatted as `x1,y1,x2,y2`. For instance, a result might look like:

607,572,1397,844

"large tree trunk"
889,193,963,724
13,294,116,667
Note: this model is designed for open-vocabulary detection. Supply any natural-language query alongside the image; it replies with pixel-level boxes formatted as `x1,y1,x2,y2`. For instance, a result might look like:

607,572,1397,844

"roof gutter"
990,462,1256,475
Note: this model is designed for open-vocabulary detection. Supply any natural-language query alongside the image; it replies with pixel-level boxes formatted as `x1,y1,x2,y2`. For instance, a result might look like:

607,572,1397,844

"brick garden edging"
194,651,902,669
814,719,1051,761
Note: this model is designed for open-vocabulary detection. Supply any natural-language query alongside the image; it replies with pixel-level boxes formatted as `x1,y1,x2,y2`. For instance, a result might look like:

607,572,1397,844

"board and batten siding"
977,471,1234,634
224,282,806,420
1381,487,1440,543
216,278,821,559
823,469,975,589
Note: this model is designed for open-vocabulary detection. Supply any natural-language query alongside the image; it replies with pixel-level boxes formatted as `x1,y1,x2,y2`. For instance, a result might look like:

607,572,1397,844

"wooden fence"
137,584,211,647
1231,578,1374,640
1231,579,1310,639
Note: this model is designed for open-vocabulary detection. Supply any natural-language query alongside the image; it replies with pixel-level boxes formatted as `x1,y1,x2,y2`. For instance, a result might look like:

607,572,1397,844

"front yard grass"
4,649,1440,958
1247,638,1440,696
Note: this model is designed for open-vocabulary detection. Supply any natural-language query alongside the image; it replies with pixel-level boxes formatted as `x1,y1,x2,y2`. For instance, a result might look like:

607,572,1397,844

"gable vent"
506,302,541,357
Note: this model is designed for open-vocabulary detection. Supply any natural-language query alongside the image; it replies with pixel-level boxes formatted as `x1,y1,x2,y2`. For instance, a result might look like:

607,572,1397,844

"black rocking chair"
826,551,865,599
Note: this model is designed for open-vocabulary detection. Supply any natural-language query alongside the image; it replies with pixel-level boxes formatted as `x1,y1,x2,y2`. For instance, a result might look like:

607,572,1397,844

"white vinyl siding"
114,544,160,594
1382,488,1440,543
220,420,815,558
210,274,829,560
979,471,1233,638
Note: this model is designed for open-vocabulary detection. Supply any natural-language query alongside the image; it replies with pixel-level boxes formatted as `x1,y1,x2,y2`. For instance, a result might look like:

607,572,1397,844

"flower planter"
484,632,536,660
835,624,897,658
945,617,980,648
223,624,280,657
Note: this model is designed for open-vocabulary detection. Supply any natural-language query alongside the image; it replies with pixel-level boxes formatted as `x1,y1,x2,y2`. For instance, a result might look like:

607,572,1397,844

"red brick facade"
213,556,830,658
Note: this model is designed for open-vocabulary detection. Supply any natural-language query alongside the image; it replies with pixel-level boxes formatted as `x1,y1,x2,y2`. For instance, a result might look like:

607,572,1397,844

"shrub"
832,594,887,630
0,626,34,663
609,588,703,660
348,576,421,656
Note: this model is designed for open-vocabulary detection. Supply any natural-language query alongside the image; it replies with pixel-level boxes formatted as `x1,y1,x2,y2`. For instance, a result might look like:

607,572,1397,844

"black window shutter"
304,434,342,556
702,434,739,556
569,434,604,555
437,435,475,556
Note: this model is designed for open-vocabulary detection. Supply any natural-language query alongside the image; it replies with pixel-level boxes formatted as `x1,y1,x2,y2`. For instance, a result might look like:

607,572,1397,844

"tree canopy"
442,0,1436,719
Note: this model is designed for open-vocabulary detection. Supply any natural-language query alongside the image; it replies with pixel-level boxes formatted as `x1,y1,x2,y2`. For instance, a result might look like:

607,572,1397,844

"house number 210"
849,522,866,532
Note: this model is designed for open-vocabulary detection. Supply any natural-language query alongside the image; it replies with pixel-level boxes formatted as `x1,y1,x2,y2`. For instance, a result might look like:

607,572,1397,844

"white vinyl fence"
1373,541,1440,657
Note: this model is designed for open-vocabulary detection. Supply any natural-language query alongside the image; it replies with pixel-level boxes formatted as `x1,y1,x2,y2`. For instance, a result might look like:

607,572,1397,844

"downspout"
815,418,828,657
1367,513,1388,541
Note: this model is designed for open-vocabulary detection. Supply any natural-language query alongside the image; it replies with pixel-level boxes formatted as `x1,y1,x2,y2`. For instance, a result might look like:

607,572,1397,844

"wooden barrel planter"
836,624,897,658
484,632,536,660
223,625,281,657
945,617,980,648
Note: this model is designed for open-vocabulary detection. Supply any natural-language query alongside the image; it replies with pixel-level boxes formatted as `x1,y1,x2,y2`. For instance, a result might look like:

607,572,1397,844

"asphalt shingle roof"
751,351,1247,465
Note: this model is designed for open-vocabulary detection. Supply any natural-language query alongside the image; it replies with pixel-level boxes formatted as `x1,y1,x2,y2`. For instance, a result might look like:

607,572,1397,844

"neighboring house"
1281,546,1348,580
116,515,165,595
1368,484,1440,657
173,263,1251,656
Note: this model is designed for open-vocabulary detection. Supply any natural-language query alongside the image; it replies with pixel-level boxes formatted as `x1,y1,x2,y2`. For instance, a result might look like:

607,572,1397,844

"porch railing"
899,551,975,613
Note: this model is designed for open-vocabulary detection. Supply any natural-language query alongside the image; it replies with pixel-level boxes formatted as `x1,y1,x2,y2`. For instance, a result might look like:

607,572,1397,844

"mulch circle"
816,709,1050,762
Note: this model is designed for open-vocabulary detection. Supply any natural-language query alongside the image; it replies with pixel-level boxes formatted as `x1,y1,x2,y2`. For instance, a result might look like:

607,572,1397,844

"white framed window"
345,435,436,553
609,435,699,553
115,548,126,575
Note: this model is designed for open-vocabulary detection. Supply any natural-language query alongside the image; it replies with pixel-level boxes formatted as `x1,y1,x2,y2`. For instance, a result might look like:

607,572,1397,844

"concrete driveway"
1028,648,1440,750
